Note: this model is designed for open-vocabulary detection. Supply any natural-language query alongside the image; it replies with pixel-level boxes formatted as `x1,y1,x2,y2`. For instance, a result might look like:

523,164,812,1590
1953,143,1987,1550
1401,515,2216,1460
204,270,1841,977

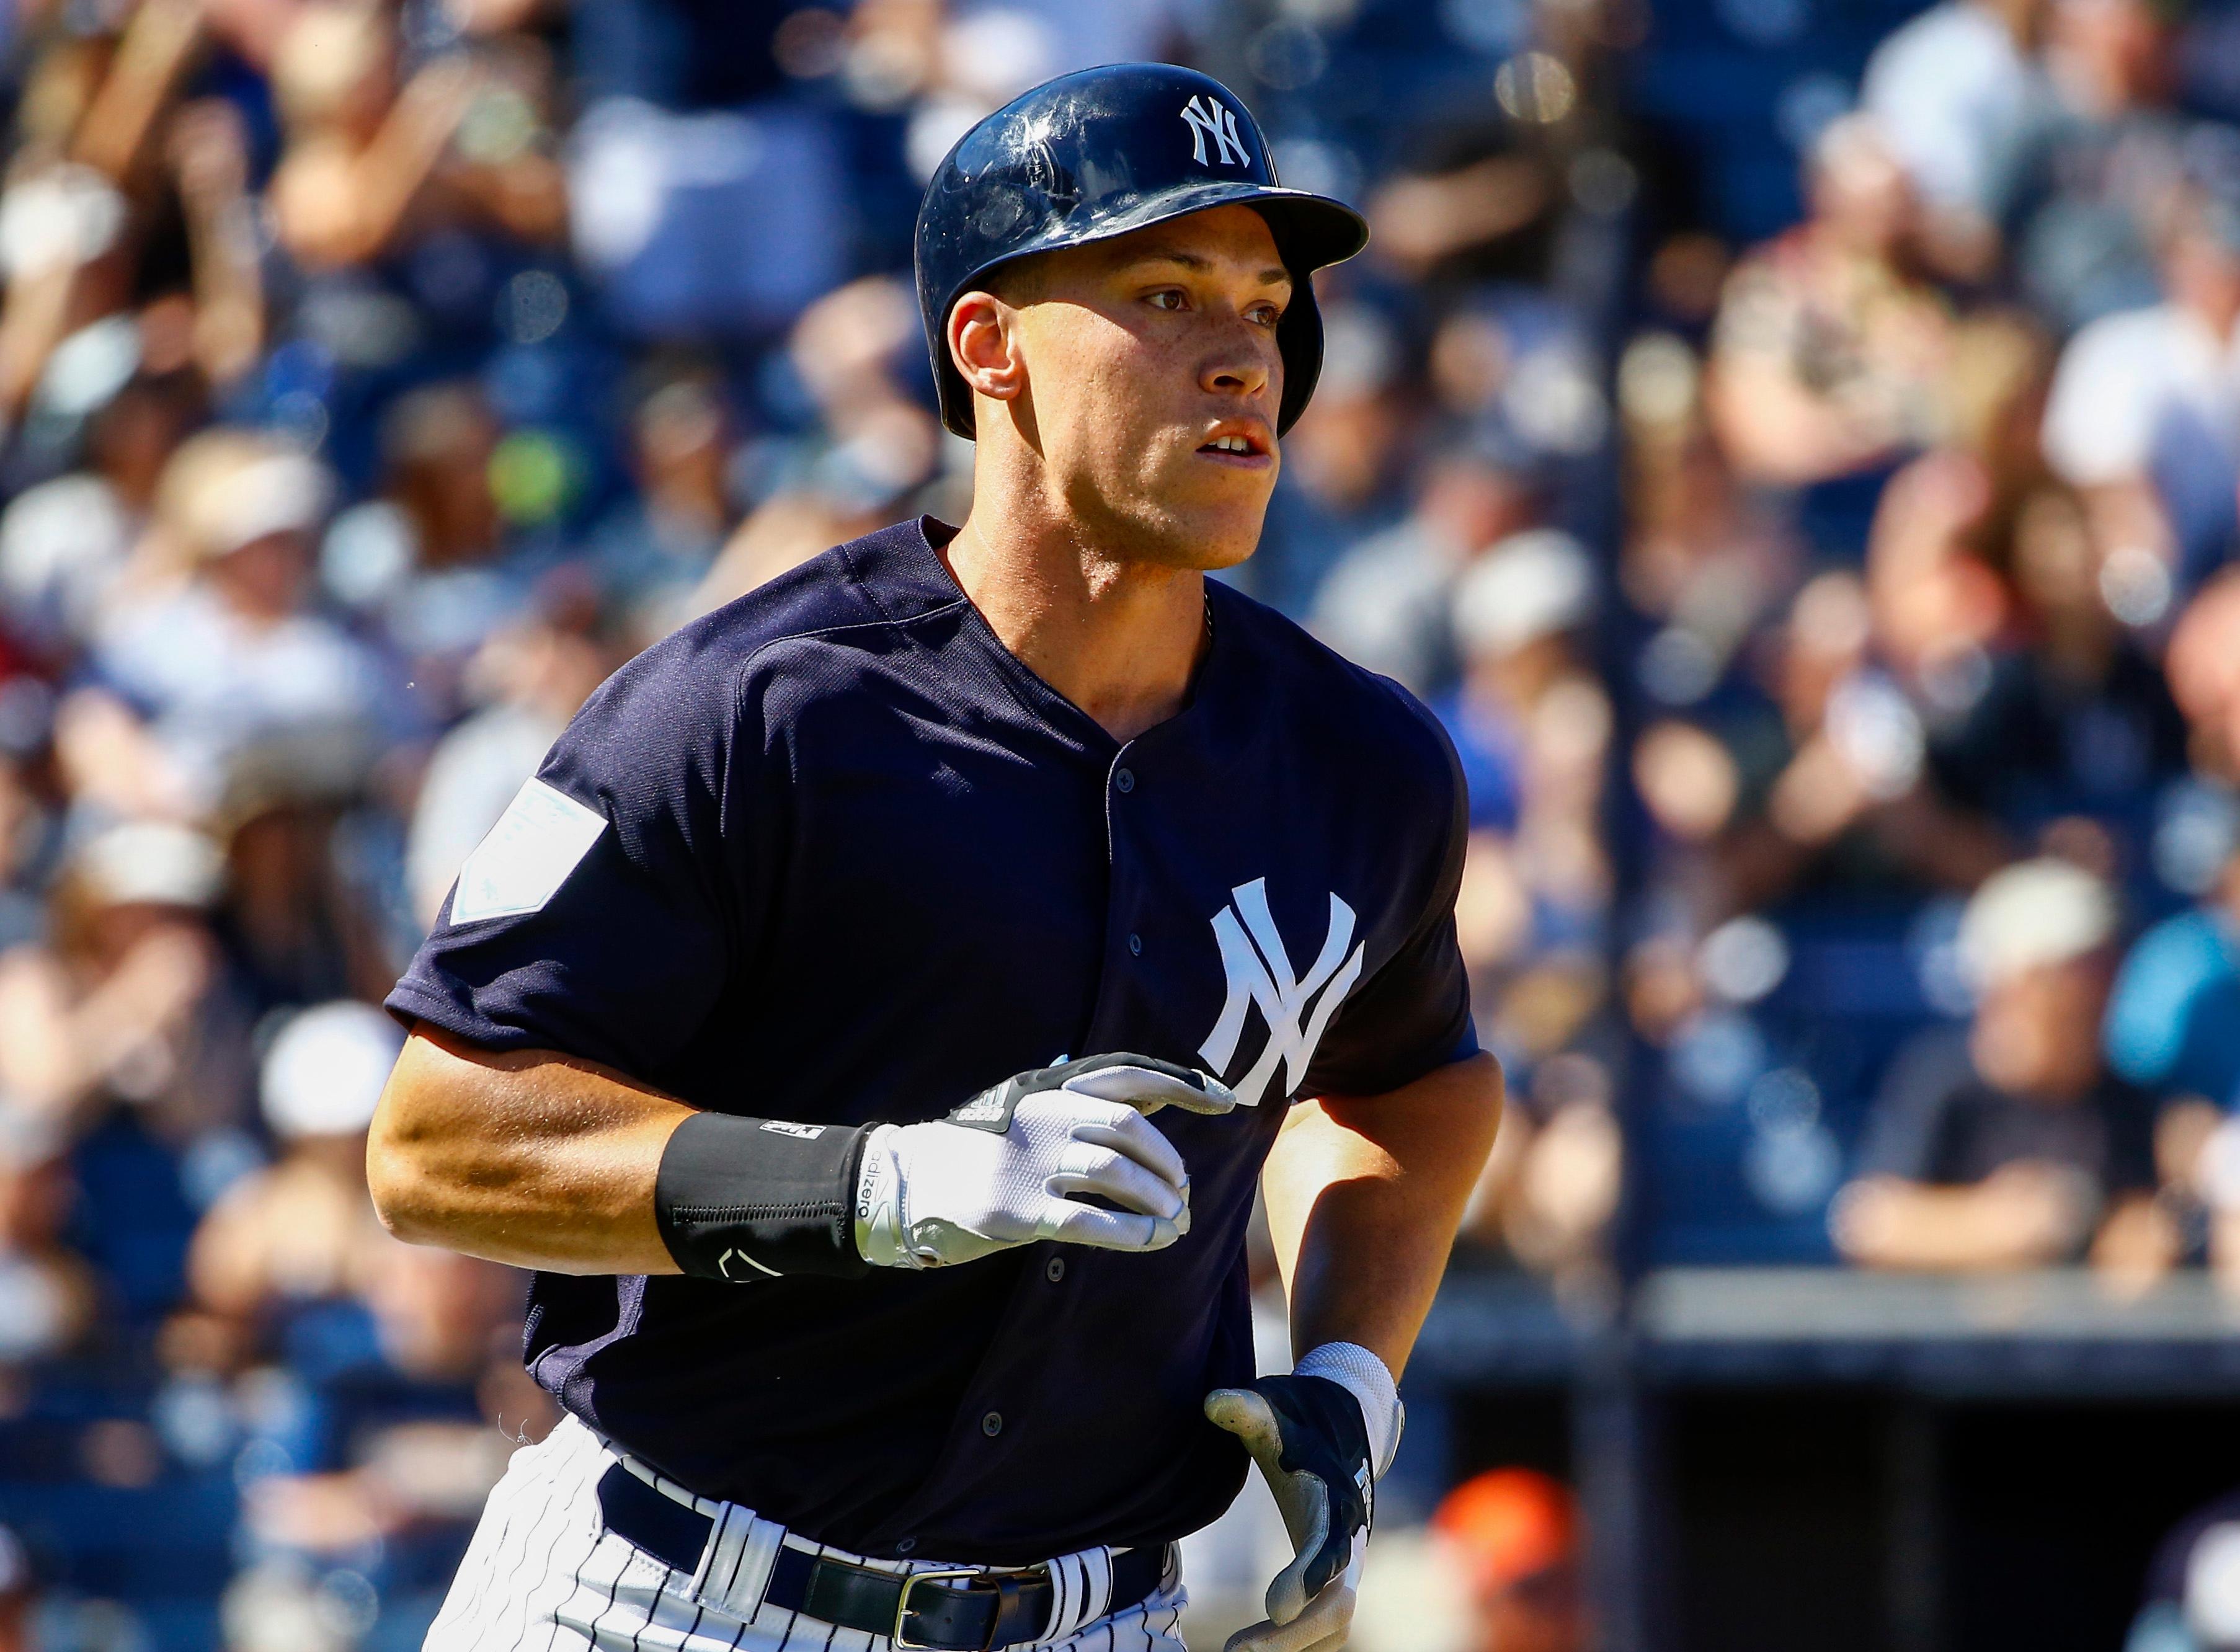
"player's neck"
941,509,1211,744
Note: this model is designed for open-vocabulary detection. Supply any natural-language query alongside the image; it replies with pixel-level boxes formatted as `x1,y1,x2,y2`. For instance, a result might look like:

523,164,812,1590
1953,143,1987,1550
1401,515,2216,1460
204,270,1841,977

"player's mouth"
1196,424,1273,469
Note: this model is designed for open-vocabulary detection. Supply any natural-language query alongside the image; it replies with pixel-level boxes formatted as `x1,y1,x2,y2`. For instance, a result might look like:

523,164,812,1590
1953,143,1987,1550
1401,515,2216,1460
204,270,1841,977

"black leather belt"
595,1463,1168,1650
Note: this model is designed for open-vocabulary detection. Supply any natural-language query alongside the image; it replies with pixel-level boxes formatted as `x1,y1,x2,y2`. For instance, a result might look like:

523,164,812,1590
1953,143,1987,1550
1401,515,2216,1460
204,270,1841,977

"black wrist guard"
654,1112,871,1282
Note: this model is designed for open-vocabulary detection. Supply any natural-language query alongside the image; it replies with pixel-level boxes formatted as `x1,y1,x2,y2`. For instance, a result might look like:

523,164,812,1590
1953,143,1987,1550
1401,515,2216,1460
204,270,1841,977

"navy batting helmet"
914,63,1369,440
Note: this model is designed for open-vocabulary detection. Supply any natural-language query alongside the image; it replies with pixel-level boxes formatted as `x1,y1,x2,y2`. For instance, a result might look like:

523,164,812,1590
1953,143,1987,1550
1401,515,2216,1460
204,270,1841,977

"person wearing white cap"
1431,527,1611,1000
187,1001,404,1320
1831,856,2162,1272
86,428,404,810
1438,526,1601,827
1308,447,1545,695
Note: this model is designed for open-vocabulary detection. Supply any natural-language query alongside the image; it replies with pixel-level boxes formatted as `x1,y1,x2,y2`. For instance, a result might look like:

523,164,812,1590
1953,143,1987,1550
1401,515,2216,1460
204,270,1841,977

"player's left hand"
1205,1349,1403,1652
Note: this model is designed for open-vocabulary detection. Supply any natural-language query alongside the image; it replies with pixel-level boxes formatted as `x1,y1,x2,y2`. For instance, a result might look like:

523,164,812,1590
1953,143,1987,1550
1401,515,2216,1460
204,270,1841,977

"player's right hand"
853,1053,1237,1269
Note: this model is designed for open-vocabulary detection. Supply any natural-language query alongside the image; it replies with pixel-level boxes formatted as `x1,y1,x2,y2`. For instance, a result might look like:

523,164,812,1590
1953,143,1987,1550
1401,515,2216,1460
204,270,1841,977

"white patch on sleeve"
448,778,608,923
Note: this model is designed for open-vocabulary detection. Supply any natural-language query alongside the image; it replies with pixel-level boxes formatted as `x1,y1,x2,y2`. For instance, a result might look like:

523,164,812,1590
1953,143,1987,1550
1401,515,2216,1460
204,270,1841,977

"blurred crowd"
13,0,2240,1639
1607,0,2240,1300
1607,0,2240,1642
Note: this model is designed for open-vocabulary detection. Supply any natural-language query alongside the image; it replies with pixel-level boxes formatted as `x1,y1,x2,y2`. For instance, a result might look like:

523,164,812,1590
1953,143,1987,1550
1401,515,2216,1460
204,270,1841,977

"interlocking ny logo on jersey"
1198,879,1367,1107
1181,94,1250,167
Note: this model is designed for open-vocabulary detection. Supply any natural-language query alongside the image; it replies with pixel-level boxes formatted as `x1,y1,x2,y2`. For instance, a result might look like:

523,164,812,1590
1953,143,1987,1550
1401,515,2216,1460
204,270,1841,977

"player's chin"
1146,494,1268,571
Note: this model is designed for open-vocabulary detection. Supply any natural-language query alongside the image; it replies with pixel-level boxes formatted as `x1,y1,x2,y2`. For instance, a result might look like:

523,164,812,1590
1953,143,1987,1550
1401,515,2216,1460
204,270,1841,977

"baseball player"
370,61,1503,1652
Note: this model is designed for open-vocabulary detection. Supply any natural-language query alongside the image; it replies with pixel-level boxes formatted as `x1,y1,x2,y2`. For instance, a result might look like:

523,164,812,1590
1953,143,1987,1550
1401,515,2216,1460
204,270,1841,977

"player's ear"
948,291,1027,407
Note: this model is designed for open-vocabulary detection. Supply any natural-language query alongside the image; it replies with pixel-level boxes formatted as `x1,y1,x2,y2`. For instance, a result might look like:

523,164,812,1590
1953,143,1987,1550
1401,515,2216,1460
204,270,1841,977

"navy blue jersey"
388,518,1475,1563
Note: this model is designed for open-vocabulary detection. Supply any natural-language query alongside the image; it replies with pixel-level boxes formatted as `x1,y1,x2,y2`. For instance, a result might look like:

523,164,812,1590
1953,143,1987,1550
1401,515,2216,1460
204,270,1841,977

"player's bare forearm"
1261,1050,1504,1377
367,1024,688,1276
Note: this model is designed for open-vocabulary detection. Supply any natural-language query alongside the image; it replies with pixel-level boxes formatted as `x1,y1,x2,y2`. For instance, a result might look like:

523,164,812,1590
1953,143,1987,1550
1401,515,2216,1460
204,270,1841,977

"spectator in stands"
1860,0,2045,277
1443,530,1601,836
266,4,564,277
0,746,48,952
1254,301,1415,616
1857,313,2185,841
585,375,737,644
186,1001,399,1345
0,819,249,1147
405,573,622,927
1439,531,1613,1052
0,368,205,657
0,0,203,433
0,1524,33,1652
2125,1486,2240,1652
1431,1468,1588,1652
1310,445,1543,695
89,429,402,813
2105,571,2240,1106
1705,115,1952,513
0,1119,94,1366
2041,154,2240,598
1979,0,2191,334
2107,807,2240,1107
688,277,949,613
344,382,533,726
1831,856,2159,1270
1619,370,1801,706
1457,1051,1623,1295
210,734,400,1014
2001,482,2190,816
1709,572,2011,917
1862,450,2027,784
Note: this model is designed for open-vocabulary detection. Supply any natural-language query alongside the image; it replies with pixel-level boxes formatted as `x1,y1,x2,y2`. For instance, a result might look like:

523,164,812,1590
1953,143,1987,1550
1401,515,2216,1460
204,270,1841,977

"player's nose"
1199,326,1275,404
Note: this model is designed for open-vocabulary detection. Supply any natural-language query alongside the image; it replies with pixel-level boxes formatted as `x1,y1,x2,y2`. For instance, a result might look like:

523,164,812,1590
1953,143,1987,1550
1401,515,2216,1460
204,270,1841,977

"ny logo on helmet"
1198,878,1366,1108
1180,95,1250,168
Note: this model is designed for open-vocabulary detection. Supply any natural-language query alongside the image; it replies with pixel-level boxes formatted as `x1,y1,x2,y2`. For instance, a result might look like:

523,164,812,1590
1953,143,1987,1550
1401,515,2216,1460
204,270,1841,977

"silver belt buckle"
892,1568,984,1650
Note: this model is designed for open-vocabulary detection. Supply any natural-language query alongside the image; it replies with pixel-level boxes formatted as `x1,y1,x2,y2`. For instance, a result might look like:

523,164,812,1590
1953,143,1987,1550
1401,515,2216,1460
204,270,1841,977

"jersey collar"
871,515,1233,758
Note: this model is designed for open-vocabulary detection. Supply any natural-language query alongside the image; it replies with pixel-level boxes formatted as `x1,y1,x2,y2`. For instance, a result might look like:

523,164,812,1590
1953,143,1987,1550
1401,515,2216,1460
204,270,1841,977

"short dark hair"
977,254,1047,306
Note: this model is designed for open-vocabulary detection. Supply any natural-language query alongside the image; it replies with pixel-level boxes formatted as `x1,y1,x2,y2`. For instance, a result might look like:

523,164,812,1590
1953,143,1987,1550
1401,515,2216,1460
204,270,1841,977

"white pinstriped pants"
422,1416,1189,1652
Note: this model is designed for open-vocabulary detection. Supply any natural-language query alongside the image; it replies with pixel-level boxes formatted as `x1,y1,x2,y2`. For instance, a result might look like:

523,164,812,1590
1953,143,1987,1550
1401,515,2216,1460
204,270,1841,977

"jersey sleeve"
385,632,762,1080
1299,699,1478,1099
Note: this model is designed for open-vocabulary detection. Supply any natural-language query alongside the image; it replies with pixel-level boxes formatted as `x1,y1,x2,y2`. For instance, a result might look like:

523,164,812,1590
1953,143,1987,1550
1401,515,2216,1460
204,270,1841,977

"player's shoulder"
1209,580,1464,802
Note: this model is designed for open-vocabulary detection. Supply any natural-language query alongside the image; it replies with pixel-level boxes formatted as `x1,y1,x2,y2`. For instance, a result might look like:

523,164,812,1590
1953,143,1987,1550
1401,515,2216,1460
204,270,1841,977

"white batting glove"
855,1053,1237,1269
1206,1344,1403,1652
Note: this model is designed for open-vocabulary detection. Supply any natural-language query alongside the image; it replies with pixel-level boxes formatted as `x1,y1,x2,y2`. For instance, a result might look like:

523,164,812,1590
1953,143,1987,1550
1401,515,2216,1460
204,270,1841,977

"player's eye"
1145,288,1188,311
1248,302,1283,327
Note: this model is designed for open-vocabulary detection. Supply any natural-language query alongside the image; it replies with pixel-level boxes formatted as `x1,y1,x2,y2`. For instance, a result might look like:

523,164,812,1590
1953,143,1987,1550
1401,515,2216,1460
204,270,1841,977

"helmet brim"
931,182,1369,437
